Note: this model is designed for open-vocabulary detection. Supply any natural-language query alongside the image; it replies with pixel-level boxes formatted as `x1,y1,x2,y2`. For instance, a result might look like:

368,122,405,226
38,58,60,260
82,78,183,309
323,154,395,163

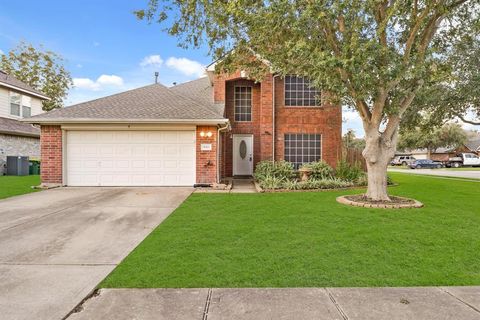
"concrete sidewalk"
68,287,480,320
388,168,480,180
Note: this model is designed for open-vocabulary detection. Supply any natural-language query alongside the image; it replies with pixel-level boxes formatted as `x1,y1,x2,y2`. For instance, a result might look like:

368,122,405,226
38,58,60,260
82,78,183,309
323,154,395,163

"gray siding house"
0,70,49,174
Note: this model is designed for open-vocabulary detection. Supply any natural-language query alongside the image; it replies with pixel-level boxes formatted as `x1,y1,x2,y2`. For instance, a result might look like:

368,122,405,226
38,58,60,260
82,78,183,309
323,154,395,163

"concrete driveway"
0,187,192,320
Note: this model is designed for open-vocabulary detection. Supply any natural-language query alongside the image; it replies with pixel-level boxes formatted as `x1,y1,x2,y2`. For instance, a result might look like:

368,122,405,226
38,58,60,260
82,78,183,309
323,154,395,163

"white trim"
0,82,50,100
22,118,228,125
61,123,197,131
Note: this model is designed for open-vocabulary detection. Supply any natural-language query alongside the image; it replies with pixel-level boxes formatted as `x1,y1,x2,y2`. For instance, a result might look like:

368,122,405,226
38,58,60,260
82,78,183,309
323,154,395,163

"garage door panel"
66,130,196,186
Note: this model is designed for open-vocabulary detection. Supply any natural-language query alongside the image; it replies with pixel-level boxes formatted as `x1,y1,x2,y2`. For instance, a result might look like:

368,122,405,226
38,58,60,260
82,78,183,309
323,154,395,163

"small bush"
300,161,334,180
335,160,364,182
259,176,286,190
254,160,295,182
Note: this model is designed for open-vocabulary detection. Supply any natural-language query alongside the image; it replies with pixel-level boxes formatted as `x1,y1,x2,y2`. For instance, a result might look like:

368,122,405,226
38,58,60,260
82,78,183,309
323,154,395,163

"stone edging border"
336,195,424,209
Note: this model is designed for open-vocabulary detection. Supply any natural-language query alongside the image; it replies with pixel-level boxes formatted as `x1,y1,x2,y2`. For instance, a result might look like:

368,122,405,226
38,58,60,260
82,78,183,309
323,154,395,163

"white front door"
66,130,196,186
233,134,253,176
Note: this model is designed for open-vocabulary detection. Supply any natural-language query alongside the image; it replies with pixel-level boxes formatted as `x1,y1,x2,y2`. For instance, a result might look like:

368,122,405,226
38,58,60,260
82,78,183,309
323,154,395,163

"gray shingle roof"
0,71,49,99
0,117,40,137
170,77,225,117
465,139,480,151
27,82,227,123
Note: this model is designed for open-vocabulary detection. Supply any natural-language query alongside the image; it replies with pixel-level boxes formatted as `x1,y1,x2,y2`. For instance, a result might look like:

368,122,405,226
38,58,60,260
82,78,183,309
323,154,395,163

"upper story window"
234,86,252,122
22,96,32,117
9,91,33,117
284,75,321,107
9,92,21,116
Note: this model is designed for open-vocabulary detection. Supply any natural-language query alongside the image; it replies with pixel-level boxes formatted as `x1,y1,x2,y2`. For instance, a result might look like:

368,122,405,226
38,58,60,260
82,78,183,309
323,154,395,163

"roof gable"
0,71,50,100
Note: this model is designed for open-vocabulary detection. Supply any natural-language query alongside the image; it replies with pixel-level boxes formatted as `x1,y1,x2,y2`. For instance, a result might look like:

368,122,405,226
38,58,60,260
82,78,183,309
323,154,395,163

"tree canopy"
398,123,467,155
136,0,478,200
0,42,72,111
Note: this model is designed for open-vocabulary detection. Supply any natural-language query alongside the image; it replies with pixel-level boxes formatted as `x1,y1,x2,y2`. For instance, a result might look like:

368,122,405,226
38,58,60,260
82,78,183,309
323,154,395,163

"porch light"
200,131,213,138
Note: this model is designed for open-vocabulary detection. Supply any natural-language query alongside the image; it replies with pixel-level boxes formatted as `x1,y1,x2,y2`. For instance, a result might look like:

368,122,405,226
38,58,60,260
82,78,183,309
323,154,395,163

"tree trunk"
362,132,397,201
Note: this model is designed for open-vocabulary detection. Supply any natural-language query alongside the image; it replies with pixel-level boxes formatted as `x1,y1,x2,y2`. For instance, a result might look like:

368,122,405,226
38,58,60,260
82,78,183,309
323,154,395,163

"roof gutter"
21,118,229,125
0,82,50,100
0,130,40,138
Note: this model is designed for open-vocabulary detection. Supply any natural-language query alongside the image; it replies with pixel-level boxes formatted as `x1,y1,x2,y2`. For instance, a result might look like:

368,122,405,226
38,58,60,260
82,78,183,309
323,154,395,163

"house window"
234,86,252,121
284,133,321,169
22,96,32,117
284,75,321,107
10,92,21,116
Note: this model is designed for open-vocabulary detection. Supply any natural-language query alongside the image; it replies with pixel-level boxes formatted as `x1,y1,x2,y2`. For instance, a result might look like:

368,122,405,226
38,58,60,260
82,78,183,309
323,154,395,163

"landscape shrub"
299,161,334,180
259,176,286,190
254,160,295,182
335,160,364,182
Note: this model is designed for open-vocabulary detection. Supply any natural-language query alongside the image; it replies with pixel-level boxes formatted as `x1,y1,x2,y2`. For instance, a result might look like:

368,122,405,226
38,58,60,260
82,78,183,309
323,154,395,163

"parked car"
445,153,480,168
390,155,416,166
409,159,444,169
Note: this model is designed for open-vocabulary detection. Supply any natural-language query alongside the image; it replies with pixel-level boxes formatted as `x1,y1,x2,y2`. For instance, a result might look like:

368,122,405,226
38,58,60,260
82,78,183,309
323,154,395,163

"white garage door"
66,130,196,186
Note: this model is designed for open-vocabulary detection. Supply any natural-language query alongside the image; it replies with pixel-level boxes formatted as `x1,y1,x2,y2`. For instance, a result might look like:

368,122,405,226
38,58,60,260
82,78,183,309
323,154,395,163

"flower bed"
254,160,386,192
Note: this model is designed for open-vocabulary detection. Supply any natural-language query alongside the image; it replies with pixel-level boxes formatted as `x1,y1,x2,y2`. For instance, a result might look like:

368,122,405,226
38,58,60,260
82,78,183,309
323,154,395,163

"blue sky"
0,0,364,135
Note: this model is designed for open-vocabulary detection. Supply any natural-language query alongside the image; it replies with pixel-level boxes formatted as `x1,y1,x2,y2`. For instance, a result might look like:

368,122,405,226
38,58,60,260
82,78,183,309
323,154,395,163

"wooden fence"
343,147,367,171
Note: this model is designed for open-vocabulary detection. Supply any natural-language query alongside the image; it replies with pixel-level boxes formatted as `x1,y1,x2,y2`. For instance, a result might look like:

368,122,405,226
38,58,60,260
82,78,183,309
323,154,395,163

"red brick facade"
39,72,342,186
40,125,63,184
196,125,217,184
216,73,342,178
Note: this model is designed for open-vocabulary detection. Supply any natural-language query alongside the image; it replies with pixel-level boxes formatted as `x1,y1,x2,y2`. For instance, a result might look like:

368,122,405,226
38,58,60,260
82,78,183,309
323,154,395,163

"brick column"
260,74,274,161
196,126,217,184
40,125,63,185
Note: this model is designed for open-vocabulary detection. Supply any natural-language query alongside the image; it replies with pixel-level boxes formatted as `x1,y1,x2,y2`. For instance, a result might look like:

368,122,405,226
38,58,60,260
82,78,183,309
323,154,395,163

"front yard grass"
101,172,480,288
0,175,40,200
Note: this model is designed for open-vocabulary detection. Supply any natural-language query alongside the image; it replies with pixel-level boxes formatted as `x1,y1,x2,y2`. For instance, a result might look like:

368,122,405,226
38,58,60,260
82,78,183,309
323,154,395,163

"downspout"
217,122,230,183
272,74,280,161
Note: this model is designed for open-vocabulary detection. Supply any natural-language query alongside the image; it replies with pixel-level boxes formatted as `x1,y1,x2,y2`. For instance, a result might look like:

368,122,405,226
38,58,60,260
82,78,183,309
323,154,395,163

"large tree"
406,28,480,127
136,0,477,201
0,42,72,111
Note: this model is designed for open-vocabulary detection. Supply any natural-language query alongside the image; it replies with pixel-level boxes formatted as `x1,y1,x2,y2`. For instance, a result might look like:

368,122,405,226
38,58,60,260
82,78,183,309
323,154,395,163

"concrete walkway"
68,287,480,320
231,178,257,193
0,187,192,320
389,168,480,180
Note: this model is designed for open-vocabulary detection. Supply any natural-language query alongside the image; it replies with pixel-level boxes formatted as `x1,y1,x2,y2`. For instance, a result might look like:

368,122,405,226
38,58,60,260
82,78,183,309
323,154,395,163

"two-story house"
0,71,49,174
27,67,342,187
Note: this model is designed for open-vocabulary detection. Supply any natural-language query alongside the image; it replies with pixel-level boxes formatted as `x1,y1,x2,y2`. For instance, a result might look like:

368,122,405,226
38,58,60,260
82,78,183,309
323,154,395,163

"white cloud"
140,55,164,68
165,57,205,77
0,49,3,55
73,74,124,91
93,41,100,47
76,64,83,68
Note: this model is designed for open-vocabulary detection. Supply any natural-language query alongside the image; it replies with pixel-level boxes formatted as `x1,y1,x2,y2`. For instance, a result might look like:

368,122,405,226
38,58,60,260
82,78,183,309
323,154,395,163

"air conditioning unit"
6,156,29,176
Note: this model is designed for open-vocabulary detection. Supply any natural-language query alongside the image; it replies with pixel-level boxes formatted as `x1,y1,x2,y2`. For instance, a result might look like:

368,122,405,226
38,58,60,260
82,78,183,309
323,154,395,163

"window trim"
234,85,253,122
284,75,321,107
283,133,322,169
9,91,22,117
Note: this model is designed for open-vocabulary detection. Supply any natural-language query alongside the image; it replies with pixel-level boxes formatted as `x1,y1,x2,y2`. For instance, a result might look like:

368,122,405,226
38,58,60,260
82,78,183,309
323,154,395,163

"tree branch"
455,113,480,125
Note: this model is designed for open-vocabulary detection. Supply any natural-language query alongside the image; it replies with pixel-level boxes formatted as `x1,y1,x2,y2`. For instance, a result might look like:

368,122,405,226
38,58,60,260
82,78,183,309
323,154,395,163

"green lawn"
0,175,40,200
101,173,480,288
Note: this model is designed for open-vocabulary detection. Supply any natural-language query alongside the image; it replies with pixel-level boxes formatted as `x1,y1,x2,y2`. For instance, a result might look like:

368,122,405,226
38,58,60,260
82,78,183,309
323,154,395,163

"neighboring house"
465,139,480,154
401,139,480,162
26,67,342,187
0,70,49,175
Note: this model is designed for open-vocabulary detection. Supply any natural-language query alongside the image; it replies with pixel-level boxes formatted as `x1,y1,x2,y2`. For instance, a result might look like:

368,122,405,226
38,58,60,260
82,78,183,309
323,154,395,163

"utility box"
6,156,30,176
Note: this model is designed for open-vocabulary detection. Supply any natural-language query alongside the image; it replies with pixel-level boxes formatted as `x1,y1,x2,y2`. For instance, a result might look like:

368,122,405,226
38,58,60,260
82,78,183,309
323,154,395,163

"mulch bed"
337,194,423,209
